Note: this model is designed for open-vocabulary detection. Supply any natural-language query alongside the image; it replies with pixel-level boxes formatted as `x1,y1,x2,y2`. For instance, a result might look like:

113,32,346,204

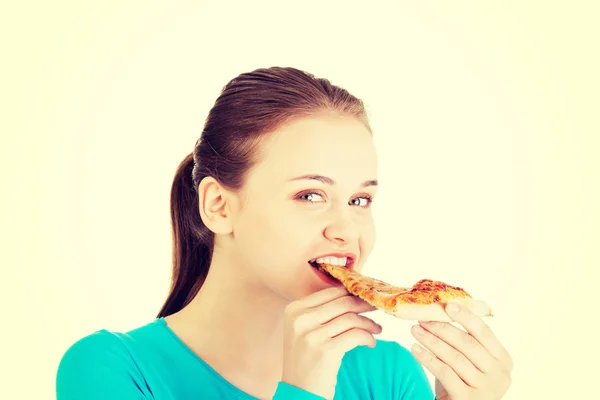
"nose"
323,209,360,245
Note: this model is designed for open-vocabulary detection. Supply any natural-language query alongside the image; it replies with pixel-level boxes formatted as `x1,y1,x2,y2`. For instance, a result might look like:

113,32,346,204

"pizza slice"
317,263,493,322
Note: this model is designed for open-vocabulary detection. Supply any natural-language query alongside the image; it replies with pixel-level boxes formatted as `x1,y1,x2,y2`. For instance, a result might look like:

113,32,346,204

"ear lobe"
197,177,234,235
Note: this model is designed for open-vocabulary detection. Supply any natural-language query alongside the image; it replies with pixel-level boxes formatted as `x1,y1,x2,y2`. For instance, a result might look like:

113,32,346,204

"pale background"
2,1,598,399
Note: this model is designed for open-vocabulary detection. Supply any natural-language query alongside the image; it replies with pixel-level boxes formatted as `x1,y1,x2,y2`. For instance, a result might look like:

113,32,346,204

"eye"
296,192,325,203
349,196,373,208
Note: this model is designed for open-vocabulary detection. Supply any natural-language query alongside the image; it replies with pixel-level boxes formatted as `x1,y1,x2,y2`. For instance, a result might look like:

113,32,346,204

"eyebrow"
288,174,378,188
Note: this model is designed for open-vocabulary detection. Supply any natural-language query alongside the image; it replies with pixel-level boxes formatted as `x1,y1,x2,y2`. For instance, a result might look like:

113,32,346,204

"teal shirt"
56,318,434,399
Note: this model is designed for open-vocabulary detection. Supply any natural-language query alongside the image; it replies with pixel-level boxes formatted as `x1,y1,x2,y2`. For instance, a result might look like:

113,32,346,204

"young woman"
56,67,513,400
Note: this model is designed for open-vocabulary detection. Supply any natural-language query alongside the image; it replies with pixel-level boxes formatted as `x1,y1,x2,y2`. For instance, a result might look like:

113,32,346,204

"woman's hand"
281,286,382,399
410,303,513,400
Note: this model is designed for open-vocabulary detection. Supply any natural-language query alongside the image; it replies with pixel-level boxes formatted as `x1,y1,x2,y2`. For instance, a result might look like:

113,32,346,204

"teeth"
315,256,348,266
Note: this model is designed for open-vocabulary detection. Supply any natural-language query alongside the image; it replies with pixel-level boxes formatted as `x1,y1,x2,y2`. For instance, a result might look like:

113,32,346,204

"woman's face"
227,112,378,301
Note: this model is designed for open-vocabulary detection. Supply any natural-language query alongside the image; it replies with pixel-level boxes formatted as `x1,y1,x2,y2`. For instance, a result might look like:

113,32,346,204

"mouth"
308,260,330,275
308,254,355,283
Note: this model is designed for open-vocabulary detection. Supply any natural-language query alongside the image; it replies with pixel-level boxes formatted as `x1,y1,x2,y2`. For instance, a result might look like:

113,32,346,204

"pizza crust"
318,263,493,322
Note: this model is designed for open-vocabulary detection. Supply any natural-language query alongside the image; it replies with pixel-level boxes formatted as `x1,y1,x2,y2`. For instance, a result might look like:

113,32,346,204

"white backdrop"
2,1,598,399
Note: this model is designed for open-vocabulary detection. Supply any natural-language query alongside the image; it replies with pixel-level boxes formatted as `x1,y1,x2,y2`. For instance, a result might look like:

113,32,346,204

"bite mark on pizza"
316,263,493,322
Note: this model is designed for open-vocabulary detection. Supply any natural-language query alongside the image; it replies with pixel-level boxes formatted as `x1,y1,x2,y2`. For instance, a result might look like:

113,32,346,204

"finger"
320,313,382,339
445,303,513,372
412,325,484,387
418,321,495,373
312,295,377,325
295,286,350,309
328,327,376,354
284,288,351,335
410,343,467,397
286,295,376,335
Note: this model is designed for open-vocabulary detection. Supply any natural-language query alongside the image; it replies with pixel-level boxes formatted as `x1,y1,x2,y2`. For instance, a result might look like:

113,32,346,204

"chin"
281,280,327,303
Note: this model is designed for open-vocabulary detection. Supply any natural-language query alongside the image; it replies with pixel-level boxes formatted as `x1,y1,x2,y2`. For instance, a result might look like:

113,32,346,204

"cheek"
358,219,376,266
234,204,314,261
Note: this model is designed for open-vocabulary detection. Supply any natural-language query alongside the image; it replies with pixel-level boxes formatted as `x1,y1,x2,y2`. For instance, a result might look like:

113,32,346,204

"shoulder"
56,322,162,399
340,339,434,399
57,329,133,369
58,319,165,363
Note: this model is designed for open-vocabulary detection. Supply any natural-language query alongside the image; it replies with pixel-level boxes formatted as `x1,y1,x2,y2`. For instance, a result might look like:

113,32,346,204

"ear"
197,176,235,235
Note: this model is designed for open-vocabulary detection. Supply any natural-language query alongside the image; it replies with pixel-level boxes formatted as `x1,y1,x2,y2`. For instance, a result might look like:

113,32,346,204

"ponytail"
157,153,214,318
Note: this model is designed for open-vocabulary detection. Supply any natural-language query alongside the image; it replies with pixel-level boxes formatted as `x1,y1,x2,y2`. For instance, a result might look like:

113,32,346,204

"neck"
188,255,287,356
164,249,288,397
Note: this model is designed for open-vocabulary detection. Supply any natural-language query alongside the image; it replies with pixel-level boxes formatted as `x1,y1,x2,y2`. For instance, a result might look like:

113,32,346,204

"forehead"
251,112,378,184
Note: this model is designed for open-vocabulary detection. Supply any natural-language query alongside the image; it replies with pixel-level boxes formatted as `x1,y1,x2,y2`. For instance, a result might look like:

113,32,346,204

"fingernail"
447,303,461,313
412,344,422,354
413,325,426,336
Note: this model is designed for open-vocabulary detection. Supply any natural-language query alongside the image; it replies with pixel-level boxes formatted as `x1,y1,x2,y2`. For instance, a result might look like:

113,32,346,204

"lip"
308,252,357,270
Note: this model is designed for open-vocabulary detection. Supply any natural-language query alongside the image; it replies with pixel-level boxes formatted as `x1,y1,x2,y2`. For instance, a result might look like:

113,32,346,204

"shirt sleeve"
272,382,326,400
56,331,149,400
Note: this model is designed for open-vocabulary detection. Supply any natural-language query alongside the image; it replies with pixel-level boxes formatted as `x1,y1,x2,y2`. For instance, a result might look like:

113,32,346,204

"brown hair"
157,67,370,318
